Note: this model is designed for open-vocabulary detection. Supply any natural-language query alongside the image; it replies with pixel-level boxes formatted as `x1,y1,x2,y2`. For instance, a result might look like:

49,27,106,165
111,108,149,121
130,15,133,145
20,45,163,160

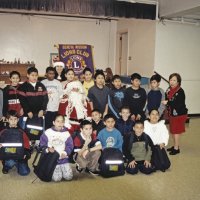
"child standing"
40,115,73,182
82,67,94,96
115,106,134,154
18,67,48,119
3,71,23,118
0,110,31,175
41,67,63,130
53,60,66,82
91,109,105,136
88,70,110,117
108,75,125,119
123,73,147,121
146,74,165,118
98,114,123,152
163,73,188,155
104,67,113,89
124,120,155,175
73,120,102,175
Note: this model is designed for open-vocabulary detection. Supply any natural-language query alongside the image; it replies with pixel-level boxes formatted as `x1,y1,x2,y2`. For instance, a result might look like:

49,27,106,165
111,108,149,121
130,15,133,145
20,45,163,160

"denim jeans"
5,159,30,176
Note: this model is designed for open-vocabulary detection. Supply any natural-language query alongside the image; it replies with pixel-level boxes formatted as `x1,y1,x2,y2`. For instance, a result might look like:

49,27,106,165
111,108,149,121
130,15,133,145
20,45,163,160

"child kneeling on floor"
40,115,73,182
73,120,102,175
0,110,31,176
124,120,155,175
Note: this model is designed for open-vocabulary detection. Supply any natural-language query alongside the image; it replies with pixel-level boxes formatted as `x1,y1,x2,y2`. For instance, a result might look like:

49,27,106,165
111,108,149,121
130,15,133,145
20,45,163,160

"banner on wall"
57,44,95,76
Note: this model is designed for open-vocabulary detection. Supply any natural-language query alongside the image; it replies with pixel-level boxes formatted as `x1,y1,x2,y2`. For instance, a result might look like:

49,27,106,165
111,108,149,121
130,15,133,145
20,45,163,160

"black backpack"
25,116,44,140
0,128,24,160
152,145,171,172
100,148,125,178
32,148,59,182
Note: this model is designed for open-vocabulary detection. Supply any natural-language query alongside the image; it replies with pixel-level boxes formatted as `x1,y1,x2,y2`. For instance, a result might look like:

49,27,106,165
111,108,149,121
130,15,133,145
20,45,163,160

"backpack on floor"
32,148,59,182
152,145,171,172
25,116,44,140
100,148,125,178
0,128,24,160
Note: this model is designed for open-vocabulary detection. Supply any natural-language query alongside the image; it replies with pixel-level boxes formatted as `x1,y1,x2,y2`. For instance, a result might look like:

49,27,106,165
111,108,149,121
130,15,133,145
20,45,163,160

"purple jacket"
40,127,74,164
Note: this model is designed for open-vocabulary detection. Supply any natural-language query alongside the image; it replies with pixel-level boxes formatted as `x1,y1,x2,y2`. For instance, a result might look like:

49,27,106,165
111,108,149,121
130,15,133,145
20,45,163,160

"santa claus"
58,69,91,132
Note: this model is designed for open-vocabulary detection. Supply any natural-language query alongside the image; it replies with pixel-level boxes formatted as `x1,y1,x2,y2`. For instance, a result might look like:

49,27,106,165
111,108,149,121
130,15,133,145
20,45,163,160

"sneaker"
75,164,83,173
167,146,174,152
169,148,180,155
2,167,9,174
88,170,100,176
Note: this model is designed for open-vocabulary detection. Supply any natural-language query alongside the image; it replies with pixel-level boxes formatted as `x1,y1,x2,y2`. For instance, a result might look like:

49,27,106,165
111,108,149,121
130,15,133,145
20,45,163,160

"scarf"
167,85,180,100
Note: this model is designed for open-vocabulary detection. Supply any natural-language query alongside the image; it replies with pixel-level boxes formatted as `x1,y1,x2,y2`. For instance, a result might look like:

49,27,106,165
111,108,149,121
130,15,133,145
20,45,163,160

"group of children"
0,61,188,181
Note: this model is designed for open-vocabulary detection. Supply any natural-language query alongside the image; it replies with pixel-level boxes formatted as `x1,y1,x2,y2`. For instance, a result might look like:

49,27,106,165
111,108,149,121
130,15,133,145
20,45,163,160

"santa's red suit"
58,80,91,133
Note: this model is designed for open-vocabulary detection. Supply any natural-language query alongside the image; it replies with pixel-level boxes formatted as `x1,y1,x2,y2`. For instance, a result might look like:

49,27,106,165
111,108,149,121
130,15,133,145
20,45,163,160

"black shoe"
169,148,180,155
75,165,83,173
167,146,174,152
2,167,9,174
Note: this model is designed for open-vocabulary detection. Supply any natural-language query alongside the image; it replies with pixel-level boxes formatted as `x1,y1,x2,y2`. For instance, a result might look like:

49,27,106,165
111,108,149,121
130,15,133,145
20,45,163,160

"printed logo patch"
38,87,43,92
106,137,115,148
109,165,119,171
30,129,39,135
5,147,17,153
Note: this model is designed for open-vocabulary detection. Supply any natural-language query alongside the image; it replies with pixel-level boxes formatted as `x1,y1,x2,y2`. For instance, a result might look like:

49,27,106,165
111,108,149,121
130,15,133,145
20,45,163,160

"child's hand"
48,147,55,153
131,114,136,121
128,160,137,168
103,111,107,118
82,149,89,159
60,153,68,159
136,114,141,120
144,160,151,168
28,112,33,119
162,100,168,105
85,137,92,146
19,108,24,116
159,143,165,149
38,110,44,118
0,116,5,121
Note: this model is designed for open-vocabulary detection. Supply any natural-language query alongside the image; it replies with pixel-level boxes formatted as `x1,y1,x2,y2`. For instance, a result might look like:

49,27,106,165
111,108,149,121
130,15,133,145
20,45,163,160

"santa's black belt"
69,118,83,123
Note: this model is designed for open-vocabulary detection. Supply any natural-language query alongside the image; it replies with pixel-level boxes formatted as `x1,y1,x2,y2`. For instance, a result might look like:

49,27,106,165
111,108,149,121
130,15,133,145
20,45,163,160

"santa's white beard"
66,92,87,119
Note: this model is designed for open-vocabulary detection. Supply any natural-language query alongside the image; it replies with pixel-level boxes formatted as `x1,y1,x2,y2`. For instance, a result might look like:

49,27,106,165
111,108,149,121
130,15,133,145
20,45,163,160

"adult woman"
163,73,188,155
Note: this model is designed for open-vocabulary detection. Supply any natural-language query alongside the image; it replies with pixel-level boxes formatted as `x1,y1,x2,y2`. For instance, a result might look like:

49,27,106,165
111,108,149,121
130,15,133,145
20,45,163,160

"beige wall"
0,14,117,75
155,21,200,114
116,19,156,77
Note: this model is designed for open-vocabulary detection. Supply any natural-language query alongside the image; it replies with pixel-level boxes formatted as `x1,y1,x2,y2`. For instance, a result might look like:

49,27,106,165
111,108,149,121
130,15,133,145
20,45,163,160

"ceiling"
1,0,200,23
120,0,200,23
